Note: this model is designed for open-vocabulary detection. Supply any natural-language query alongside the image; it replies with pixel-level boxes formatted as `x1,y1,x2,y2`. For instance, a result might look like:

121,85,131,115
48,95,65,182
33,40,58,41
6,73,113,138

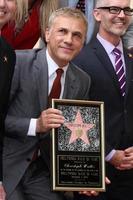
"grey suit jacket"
3,48,91,197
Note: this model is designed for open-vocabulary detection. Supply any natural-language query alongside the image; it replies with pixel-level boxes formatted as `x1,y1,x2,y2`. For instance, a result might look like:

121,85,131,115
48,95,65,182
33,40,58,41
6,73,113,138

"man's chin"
60,55,73,63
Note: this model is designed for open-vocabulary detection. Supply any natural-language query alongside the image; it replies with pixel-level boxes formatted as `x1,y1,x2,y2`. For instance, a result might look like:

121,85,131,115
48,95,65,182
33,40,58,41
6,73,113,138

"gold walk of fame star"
64,110,94,145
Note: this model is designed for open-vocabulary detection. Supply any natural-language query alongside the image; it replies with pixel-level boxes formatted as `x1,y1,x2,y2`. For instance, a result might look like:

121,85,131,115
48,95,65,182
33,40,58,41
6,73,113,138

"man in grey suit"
3,7,91,200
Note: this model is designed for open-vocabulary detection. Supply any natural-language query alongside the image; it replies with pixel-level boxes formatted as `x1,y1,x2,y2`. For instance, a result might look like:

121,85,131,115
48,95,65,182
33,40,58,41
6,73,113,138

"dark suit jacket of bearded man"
73,37,133,200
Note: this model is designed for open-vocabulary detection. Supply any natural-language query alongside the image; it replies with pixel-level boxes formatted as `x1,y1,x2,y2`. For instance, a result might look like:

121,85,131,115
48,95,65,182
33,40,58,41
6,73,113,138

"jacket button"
26,158,31,162
124,109,127,114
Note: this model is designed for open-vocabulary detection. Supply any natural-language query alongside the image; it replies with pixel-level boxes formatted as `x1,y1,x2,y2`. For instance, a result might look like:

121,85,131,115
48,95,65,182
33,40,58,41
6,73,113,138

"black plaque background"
52,99,105,191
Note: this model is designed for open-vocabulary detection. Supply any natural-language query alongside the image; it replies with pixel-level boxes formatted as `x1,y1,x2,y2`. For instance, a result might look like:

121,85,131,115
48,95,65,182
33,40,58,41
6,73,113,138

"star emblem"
128,52,133,58
64,110,94,144
3,56,8,63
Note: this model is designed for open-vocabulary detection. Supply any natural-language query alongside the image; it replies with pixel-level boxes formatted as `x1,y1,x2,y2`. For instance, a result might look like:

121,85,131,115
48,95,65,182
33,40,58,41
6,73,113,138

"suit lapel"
63,63,78,99
33,51,80,109
34,49,48,111
0,39,10,97
93,39,122,96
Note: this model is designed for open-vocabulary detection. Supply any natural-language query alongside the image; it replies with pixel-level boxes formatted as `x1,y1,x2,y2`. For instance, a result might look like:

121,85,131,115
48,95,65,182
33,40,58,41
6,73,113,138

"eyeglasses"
97,6,133,16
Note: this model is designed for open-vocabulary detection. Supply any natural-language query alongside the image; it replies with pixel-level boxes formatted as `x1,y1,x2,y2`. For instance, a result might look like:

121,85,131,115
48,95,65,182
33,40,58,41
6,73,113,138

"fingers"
79,190,99,196
36,108,65,133
124,146,133,155
109,150,125,167
0,185,6,200
117,155,133,170
78,177,110,197
105,177,111,184
43,108,64,126
112,147,133,170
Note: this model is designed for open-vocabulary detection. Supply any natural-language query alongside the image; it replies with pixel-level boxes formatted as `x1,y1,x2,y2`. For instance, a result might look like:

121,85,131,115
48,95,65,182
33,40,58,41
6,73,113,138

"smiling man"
2,7,92,200
73,0,133,200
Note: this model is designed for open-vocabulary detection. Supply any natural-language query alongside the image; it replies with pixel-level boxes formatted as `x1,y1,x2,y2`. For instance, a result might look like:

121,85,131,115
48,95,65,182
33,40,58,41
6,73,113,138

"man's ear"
93,9,102,22
45,27,50,43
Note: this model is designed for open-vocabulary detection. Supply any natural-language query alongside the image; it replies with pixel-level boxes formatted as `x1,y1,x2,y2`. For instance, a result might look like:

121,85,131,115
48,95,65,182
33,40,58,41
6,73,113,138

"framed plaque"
51,99,105,191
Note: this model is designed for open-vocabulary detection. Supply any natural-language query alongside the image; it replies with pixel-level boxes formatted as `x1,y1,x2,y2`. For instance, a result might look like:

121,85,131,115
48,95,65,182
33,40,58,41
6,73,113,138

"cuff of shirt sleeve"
27,118,37,136
105,149,116,161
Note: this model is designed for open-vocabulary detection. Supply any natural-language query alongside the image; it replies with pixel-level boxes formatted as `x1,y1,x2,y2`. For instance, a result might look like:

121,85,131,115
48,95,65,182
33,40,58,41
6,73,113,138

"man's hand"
78,177,111,196
78,190,99,197
0,185,6,200
36,108,65,133
117,147,133,170
109,150,125,168
109,147,133,170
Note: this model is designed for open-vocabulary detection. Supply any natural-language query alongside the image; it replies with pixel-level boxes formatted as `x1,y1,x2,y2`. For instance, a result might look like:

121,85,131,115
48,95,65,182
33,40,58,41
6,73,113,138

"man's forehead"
103,0,130,6
52,16,84,28
49,15,86,35
53,15,83,24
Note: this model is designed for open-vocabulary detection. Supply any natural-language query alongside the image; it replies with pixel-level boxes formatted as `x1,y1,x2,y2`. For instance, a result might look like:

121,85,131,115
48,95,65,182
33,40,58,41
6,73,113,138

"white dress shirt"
97,34,126,73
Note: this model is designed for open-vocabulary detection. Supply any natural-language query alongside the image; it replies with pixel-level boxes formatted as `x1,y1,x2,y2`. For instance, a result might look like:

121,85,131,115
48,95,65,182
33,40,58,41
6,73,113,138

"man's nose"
118,9,126,17
64,33,73,43
0,0,5,7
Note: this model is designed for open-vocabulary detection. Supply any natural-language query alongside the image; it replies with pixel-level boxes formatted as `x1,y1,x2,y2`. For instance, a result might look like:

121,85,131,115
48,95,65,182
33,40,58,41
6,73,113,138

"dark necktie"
76,0,85,14
113,48,126,96
33,69,63,161
49,68,64,99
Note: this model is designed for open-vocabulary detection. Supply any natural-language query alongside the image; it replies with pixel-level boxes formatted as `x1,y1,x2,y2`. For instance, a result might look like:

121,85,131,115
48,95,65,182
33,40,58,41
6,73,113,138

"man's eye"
110,7,119,12
73,33,82,39
59,29,66,33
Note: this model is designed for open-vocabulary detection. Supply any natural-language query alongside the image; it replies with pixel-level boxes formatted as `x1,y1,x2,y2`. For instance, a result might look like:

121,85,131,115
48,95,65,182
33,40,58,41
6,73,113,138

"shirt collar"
97,33,124,55
46,49,68,77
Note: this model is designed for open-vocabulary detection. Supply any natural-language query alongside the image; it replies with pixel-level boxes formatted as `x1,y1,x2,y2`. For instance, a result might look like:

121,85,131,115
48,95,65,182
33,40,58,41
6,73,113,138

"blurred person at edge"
0,0,16,199
123,0,133,52
123,18,133,53
1,0,58,49
73,0,133,199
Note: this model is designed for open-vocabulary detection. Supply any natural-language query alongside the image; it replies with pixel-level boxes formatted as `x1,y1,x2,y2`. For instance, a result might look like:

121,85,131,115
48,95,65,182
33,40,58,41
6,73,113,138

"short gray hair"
95,0,131,7
47,7,88,34
95,0,108,7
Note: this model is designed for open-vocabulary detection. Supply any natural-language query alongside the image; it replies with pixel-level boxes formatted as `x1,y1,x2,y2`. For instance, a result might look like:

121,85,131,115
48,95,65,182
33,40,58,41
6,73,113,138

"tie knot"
113,48,121,56
56,68,64,76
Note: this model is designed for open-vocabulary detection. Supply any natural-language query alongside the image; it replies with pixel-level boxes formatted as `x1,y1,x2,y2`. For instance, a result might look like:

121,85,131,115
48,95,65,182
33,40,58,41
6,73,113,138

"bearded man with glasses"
73,0,133,200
